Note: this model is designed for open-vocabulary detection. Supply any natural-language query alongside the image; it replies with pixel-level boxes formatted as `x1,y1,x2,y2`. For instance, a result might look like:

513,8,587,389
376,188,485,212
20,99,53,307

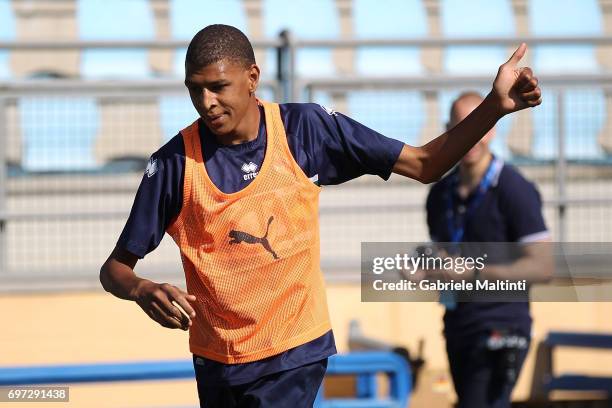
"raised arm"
393,43,541,183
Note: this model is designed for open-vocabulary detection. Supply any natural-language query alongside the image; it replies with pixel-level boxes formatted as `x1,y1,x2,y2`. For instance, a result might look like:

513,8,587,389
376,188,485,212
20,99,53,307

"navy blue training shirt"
426,157,549,341
117,102,404,385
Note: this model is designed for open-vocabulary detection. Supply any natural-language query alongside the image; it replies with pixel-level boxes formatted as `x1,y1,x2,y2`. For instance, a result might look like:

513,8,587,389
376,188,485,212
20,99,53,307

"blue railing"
0,360,194,385
315,351,411,408
0,351,411,408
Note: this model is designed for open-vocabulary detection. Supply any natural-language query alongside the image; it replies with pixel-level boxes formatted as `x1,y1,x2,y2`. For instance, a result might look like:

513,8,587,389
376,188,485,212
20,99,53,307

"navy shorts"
194,359,328,408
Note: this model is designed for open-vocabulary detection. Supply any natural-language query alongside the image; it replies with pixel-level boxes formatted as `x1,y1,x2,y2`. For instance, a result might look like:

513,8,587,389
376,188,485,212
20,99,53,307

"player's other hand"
491,43,542,115
130,279,197,331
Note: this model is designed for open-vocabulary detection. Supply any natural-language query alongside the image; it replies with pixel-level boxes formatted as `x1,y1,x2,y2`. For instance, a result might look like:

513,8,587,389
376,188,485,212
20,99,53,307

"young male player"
100,24,542,407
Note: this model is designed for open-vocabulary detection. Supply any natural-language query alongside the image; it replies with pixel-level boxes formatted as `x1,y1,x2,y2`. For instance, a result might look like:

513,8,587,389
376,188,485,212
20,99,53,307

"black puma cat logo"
228,216,279,259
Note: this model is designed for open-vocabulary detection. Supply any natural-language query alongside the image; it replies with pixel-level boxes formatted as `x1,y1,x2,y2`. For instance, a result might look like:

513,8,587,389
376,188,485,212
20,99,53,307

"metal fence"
2,35,612,291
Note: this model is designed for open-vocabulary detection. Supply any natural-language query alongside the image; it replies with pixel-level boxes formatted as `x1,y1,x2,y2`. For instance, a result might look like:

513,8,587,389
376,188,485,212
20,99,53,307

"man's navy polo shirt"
426,157,549,341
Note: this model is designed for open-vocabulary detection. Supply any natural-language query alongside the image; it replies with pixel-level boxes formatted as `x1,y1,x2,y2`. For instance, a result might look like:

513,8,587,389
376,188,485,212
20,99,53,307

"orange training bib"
167,101,331,363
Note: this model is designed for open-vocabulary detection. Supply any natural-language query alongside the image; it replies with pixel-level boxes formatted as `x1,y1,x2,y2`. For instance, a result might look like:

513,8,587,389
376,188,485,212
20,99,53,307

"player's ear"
247,64,260,94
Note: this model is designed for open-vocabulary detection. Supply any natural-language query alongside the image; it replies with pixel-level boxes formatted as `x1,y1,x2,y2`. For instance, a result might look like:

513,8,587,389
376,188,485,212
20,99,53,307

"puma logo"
228,216,279,259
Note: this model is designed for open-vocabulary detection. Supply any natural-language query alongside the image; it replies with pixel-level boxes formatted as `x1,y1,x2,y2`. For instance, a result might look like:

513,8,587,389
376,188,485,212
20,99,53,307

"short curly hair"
185,24,256,70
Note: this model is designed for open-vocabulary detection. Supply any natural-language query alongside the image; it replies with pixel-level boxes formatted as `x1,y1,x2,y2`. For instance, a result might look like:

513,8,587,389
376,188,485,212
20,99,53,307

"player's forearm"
100,258,144,301
480,248,554,284
392,93,503,183
422,92,503,182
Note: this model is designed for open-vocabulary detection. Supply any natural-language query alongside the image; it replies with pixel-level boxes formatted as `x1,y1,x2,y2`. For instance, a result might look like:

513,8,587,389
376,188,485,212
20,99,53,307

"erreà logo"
241,162,258,173
241,162,259,181
319,105,338,116
145,157,158,178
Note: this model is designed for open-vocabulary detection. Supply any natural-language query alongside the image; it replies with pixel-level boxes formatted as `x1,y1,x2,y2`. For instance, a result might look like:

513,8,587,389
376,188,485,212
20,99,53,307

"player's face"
450,100,495,166
185,59,259,138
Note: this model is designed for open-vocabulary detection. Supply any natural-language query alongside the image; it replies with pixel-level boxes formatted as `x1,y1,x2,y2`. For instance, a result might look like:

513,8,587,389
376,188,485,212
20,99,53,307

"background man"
425,91,553,408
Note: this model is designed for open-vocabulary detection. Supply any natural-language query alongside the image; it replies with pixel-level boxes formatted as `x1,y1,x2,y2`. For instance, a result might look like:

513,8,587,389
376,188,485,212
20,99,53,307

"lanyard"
445,157,501,243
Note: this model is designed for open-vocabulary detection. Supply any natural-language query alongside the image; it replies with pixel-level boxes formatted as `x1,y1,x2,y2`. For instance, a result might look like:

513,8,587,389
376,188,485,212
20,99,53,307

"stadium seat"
543,331,612,395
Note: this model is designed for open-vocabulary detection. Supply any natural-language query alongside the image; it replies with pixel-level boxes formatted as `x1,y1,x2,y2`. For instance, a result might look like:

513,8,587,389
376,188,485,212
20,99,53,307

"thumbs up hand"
491,43,542,115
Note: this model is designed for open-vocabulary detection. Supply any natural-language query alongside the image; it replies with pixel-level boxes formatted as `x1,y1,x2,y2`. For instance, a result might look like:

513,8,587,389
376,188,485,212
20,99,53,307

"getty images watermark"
371,247,526,293
360,242,612,303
